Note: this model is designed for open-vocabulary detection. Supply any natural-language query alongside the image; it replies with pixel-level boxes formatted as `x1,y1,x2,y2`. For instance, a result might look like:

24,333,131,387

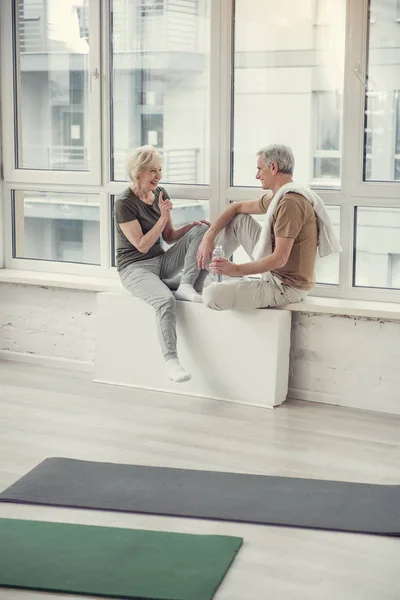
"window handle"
89,68,100,93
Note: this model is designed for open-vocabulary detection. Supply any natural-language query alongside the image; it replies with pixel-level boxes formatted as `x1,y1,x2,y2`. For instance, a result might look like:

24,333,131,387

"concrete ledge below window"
0,269,399,321
283,296,400,320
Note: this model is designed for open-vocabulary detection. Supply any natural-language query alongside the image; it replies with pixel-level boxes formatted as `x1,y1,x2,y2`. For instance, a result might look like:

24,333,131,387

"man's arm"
210,236,295,277
208,198,265,238
237,237,295,275
197,197,268,269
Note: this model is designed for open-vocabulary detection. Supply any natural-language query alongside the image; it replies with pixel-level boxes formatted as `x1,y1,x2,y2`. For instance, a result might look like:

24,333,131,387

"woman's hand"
190,219,211,229
210,257,240,277
158,191,173,221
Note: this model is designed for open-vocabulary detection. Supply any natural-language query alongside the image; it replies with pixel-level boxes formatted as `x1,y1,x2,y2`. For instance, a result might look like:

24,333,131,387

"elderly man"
197,144,340,310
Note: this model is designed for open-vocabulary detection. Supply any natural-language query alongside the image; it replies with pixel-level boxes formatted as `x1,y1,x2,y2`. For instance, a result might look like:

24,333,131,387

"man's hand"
197,234,215,269
158,190,173,220
210,257,240,277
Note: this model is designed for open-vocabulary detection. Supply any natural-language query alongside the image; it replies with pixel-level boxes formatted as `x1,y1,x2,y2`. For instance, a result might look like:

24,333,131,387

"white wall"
0,283,399,415
289,312,400,414
0,284,95,362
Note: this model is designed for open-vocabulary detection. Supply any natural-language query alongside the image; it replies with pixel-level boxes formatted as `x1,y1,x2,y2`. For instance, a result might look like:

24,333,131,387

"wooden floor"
0,360,400,600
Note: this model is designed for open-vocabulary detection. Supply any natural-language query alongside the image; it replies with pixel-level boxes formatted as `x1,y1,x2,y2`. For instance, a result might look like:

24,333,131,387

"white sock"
175,283,202,303
166,359,191,383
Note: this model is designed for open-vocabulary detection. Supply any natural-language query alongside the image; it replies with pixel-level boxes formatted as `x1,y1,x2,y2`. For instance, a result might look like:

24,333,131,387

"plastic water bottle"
212,246,225,283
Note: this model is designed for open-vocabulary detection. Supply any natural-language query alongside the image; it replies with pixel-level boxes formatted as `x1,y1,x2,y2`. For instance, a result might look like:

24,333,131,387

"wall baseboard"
0,352,395,414
288,387,339,406
0,350,93,373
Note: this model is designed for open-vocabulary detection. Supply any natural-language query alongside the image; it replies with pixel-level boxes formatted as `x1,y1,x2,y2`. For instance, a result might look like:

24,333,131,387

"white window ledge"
0,269,399,321
283,296,400,320
0,269,124,293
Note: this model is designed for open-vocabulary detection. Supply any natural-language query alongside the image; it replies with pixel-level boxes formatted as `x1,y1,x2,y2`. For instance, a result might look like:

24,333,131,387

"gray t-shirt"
114,186,169,272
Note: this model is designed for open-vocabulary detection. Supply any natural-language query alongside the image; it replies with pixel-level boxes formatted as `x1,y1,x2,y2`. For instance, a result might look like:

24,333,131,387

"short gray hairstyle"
127,145,161,182
257,144,295,175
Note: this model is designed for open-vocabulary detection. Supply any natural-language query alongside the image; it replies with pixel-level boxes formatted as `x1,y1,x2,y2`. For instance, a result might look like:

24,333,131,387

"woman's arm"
120,217,168,254
120,191,172,254
161,188,209,243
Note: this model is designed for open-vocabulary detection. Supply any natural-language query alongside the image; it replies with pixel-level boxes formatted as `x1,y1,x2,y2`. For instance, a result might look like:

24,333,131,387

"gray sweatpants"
119,223,208,361
202,214,308,310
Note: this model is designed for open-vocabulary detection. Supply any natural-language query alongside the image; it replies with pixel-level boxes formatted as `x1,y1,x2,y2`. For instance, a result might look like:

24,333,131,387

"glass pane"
15,0,90,171
315,206,340,285
354,207,400,289
13,191,100,264
110,0,210,184
363,0,400,182
232,0,346,188
313,157,341,180
111,197,209,266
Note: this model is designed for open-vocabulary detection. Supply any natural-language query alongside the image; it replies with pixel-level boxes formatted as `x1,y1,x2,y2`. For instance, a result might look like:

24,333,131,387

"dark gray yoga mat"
1,457,399,536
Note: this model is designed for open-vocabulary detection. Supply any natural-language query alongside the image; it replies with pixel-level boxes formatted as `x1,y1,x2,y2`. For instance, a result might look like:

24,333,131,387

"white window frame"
0,0,400,303
0,0,102,186
224,0,400,304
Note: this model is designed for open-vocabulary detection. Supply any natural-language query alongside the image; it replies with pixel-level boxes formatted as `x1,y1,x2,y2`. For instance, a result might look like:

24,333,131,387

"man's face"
256,156,274,189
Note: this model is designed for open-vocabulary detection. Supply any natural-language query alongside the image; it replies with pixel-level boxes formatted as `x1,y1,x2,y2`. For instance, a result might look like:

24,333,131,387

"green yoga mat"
0,518,242,600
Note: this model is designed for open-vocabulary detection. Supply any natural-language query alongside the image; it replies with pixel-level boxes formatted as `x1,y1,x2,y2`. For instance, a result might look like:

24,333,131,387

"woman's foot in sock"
175,283,202,303
166,359,191,383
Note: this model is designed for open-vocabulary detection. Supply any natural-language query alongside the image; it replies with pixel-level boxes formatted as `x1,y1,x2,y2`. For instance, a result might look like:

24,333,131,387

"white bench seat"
94,292,292,408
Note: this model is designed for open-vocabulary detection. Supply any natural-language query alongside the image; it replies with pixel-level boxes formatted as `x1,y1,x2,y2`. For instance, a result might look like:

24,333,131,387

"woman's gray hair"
257,144,295,175
127,145,161,182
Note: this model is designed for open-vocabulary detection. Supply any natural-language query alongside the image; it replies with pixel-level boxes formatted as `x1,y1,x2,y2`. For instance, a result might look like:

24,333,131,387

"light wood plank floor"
1,360,400,600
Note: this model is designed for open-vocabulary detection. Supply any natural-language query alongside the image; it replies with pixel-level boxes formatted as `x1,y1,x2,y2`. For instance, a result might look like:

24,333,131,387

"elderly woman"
114,145,209,383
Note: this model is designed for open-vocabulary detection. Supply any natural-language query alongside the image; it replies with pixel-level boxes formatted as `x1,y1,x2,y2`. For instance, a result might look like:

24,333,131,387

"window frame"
0,0,102,186
0,0,399,303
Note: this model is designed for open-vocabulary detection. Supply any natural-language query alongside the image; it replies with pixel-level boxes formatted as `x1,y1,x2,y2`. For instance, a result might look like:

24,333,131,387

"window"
354,207,400,290
313,92,343,186
232,0,346,188
110,0,210,184
14,0,91,172
363,0,400,182
12,191,100,265
2,0,400,301
140,0,164,16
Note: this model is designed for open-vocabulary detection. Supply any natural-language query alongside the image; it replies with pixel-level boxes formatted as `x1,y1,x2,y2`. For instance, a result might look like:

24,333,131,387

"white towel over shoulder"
253,183,342,262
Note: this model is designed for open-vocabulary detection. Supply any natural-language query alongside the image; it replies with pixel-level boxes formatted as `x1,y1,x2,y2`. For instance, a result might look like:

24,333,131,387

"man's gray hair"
257,144,295,175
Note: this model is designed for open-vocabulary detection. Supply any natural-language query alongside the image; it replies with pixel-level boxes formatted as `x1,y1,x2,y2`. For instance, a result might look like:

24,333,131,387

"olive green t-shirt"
114,186,169,272
259,192,318,290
